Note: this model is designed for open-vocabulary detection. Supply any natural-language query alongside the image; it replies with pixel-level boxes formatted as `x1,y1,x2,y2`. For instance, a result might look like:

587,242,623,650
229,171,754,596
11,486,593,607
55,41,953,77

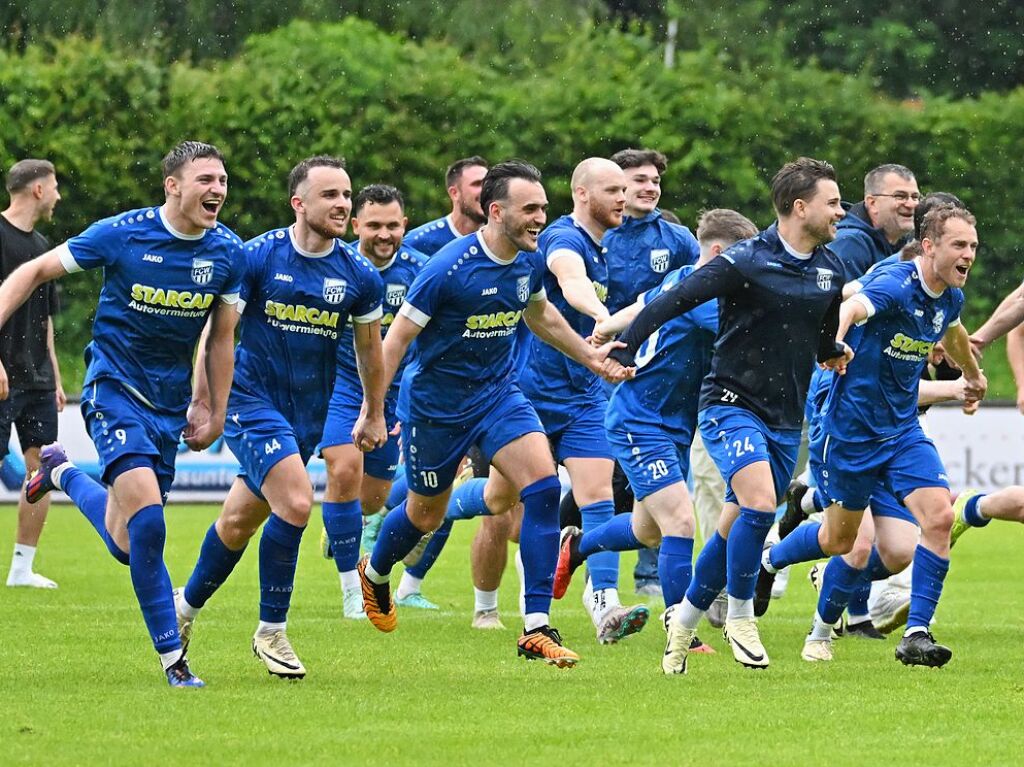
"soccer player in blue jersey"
554,209,758,673
762,205,984,667
358,160,633,667
318,184,426,619
607,158,850,670
173,157,386,679
520,157,653,644
405,156,488,256
0,141,242,687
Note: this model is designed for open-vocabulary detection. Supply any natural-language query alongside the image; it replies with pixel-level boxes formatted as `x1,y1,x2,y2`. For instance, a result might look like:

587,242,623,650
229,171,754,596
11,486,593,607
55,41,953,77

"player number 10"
420,470,439,489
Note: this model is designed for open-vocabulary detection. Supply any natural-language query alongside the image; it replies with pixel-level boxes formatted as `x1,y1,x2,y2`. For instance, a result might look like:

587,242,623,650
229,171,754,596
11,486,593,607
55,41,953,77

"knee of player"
818,525,857,556
845,537,873,568
325,455,362,495
483,487,517,516
275,490,314,525
877,541,914,574
920,504,954,537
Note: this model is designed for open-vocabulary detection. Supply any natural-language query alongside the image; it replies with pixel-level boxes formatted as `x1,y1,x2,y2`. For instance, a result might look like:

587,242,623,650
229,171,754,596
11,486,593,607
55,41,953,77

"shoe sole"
599,606,650,645
517,648,579,668
874,602,910,635
724,630,769,669
252,647,306,679
896,646,952,668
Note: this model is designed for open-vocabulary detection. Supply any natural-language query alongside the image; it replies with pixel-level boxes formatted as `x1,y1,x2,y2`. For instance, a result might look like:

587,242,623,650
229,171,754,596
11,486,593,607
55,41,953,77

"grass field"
2,504,1022,766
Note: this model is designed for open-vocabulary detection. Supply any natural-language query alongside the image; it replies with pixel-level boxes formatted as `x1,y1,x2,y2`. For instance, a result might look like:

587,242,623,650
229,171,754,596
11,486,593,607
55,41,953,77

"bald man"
520,158,649,644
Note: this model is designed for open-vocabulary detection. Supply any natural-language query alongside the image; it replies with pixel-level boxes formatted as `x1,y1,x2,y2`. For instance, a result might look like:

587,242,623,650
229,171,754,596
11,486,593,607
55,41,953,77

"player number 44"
264,439,282,455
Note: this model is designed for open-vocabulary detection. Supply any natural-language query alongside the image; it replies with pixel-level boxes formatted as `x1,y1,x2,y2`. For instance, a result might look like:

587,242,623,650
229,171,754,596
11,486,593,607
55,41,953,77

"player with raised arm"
9,141,243,687
173,157,385,679
607,158,849,671
358,160,633,667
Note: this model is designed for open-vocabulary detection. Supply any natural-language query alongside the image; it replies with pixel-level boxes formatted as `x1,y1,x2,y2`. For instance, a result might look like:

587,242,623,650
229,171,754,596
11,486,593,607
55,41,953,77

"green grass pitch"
1,504,1021,765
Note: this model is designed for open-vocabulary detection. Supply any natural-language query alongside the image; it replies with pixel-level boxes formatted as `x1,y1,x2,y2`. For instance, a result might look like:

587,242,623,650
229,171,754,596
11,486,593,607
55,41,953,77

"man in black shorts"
1,159,64,588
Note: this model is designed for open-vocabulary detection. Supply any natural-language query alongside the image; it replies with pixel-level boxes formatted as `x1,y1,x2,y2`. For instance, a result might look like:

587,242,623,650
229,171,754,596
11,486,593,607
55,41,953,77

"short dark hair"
659,209,681,225
610,148,667,174
288,155,346,197
864,163,916,196
479,160,543,220
5,159,56,194
921,205,976,243
696,208,759,246
353,184,404,216
161,141,225,179
771,157,837,216
446,156,488,188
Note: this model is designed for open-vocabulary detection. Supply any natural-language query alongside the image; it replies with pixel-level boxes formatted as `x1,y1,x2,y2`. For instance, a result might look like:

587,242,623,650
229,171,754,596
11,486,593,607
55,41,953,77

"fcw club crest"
815,268,834,291
932,309,945,334
323,278,347,305
517,276,530,303
191,258,214,286
385,283,407,306
650,249,670,274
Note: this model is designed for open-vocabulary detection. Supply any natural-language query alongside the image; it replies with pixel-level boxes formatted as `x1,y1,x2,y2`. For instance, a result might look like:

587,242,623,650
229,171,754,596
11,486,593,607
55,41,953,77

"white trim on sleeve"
219,292,240,305
234,298,246,314
352,305,384,324
399,302,431,327
546,248,584,268
55,242,82,274
529,287,546,302
850,292,876,324
948,317,961,327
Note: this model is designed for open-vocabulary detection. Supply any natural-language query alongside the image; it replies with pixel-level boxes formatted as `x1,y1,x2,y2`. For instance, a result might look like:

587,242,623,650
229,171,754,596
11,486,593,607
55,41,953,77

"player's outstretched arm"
549,253,610,324
185,300,239,450
351,319,388,451
0,249,68,401
972,283,1024,351
593,298,644,344
942,322,986,402
523,297,633,383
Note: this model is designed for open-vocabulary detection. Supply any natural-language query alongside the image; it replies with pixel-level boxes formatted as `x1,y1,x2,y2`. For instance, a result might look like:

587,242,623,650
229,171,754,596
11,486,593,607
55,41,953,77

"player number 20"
647,460,669,480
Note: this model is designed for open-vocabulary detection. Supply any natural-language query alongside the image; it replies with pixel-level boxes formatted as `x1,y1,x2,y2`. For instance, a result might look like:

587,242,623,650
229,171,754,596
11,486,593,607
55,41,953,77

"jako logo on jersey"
274,273,294,283
480,287,498,296
465,311,522,330
932,309,945,334
142,253,163,264
885,332,935,359
516,277,530,303
386,283,407,305
650,249,670,273
192,258,214,286
264,300,340,328
816,268,834,291
130,284,215,309
323,278,347,305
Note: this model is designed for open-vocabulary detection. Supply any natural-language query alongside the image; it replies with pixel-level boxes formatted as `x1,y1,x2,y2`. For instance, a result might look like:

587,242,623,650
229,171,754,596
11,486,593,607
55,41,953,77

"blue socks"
369,502,428,579
768,521,824,571
405,518,453,579
865,546,892,581
580,499,618,591
445,478,490,521
726,507,775,600
258,514,305,623
126,505,180,654
684,531,728,611
658,536,694,606
963,494,990,527
908,544,949,631
519,476,561,616
62,466,128,565
578,512,640,556
322,500,362,573
386,471,409,511
183,523,246,609
816,555,863,625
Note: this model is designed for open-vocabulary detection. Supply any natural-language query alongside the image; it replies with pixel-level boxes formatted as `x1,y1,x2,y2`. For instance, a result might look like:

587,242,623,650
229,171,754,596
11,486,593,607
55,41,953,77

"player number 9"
115,428,127,445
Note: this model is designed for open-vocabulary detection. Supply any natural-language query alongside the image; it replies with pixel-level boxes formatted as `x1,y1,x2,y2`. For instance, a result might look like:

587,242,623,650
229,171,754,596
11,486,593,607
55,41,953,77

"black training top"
0,215,58,391
612,223,845,430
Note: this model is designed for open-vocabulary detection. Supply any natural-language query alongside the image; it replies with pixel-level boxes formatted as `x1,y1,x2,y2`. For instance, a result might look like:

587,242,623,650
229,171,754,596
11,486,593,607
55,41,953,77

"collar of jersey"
476,232,516,265
913,257,946,299
289,226,335,258
569,214,603,247
159,206,206,241
361,248,397,271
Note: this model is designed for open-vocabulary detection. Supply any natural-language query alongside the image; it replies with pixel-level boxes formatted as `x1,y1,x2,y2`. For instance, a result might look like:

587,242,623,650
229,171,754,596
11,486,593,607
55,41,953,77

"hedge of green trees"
2,18,1022,391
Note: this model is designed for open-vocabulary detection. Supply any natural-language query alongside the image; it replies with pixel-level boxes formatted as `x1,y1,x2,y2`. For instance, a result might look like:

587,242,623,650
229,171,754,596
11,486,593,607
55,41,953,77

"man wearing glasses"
831,164,919,281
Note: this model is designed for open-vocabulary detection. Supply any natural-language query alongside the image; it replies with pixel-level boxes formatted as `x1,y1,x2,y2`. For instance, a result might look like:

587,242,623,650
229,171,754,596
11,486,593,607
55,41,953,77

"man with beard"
406,156,488,256
1,160,65,590
14,141,243,687
520,158,649,645
358,160,633,667
172,156,386,679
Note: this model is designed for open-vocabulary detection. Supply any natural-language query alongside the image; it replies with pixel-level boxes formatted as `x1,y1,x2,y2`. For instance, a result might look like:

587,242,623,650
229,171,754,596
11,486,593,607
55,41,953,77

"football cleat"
689,634,716,654
342,586,367,620
808,564,843,639
723,617,769,669
753,545,778,617
771,564,791,599
895,631,952,668
252,630,307,679
662,620,697,675
395,591,439,610
635,581,663,598
552,526,583,599
360,511,385,553
472,609,506,630
706,591,728,629
801,638,834,662
596,604,650,645
358,555,397,632
173,587,195,651
25,442,70,504
779,479,812,540
870,586,911,635
517,625,579,668
950,488,982,549
845,619,885,640
165,655,205,688
6,571,57,588
320,527,332,560
402,531,434,568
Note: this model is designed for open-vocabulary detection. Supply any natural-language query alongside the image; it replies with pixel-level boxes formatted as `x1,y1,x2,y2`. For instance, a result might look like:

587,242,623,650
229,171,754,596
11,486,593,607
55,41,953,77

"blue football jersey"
232,227,383,430
397,232,546,424
404,215,461,257
334,244,427,408
603,211,700,314
60,206,243,414
521,215,608,405
606,265,718,443
821,258,963,442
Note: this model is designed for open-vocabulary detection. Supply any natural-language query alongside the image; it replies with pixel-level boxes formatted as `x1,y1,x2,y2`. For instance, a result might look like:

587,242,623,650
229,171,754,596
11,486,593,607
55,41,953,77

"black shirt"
613,224,845,430
0,214,58,391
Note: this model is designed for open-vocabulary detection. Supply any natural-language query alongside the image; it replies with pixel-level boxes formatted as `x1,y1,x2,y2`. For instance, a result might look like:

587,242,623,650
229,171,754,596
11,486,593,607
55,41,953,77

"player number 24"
731,436,755,457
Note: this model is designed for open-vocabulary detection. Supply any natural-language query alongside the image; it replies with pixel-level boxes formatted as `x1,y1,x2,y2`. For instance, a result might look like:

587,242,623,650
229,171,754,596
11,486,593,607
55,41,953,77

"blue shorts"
224,395,318,499
402,385,545,496
319,385,400,481
607,421,689,502
532,396,611,462
698,405,801,506
81,379,183,499
812,425,948,512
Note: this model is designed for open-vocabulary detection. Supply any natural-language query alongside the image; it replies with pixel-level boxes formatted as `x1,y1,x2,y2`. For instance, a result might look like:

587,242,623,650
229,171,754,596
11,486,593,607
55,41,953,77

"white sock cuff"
340,570,359,591
256,620,287,636
524,612,548,631
474,588,499,613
